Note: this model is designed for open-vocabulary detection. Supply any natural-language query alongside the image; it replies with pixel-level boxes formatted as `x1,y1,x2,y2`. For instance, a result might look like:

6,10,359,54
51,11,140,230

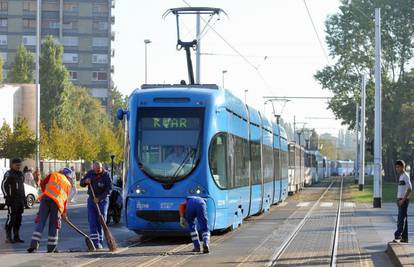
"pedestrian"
23,166,36,188
393,160,412,243
33,167,42,188
68,166,77,203
27,168,72,253
179,196,210,253
80,162,112,249
1,158,25,243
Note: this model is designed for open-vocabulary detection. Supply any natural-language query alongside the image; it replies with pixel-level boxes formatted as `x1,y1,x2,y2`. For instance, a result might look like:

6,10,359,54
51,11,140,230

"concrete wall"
0,83,36,131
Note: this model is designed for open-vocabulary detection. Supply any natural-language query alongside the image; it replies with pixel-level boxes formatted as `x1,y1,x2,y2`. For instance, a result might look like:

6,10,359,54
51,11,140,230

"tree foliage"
40,36,70,130
8,44,34,83
0,118,36,159
315,0,414,178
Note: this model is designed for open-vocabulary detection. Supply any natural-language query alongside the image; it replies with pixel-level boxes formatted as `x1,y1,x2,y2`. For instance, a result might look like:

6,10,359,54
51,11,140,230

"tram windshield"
137,107,204,183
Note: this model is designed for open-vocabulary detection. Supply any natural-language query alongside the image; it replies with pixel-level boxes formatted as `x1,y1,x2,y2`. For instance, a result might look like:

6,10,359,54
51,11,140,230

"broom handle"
89,185,104,218
63,217,89,238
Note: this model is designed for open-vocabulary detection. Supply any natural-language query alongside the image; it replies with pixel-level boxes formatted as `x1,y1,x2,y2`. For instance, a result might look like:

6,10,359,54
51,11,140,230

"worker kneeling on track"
179,196,210,254
27,168,72,253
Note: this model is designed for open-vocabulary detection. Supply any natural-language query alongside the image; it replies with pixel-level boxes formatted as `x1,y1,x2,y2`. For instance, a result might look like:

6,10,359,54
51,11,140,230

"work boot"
202,244,210,254
192,247,201,252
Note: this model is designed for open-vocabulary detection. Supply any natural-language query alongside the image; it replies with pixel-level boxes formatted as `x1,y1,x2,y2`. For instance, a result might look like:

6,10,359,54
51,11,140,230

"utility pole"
144,39,151,83
195,13,201,84
359,74,366,191
373,8,382,208
35,0,41,170
355,103,360,184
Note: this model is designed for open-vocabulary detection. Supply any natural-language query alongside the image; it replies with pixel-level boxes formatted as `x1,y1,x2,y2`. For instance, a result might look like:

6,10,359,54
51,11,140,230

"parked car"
0,167,39,209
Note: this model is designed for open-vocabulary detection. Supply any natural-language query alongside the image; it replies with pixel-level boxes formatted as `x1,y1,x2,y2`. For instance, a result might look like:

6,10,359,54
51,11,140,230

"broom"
63,216,96,252
89,185,118,252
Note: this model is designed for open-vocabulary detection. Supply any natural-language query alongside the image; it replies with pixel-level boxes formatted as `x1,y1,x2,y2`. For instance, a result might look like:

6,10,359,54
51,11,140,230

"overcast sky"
113,0,347,137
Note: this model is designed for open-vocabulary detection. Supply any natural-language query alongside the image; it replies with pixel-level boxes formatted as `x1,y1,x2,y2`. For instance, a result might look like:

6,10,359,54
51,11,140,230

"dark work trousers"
29,196,61,252
185,197,210,249
5,201,24,239
394,200,409,241
87,197,108,248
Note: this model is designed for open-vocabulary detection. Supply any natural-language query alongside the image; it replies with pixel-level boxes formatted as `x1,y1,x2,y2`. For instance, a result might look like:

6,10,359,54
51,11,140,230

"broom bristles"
99,214,117,252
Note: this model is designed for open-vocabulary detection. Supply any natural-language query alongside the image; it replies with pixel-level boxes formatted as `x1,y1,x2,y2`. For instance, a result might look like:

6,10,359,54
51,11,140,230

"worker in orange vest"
27,168,72,253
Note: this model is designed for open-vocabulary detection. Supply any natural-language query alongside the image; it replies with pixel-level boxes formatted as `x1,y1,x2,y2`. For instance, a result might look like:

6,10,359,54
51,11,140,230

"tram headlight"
189,185,204,195
134,185,145,195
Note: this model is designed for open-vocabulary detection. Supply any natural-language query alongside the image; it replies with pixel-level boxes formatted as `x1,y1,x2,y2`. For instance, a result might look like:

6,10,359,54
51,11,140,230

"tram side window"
274,148,281,181
289,147,295,167
234,136,249,187
209,133,228,188
282,150,289,179
263,145,273,183
227,134,235,188
251,142,262,185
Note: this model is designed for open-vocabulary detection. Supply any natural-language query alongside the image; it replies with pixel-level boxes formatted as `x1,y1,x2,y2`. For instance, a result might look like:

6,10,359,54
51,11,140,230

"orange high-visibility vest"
40,172,71,214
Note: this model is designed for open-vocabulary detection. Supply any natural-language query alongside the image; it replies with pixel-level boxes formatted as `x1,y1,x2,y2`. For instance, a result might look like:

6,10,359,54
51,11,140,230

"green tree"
3,117,36,159
73,125,99,161
314,0,414,178
109,86,127,127
8,44,34,83
48,121,76,160
39,122,51,159
0,120,12,158
40,36,70,129
96,126,122,163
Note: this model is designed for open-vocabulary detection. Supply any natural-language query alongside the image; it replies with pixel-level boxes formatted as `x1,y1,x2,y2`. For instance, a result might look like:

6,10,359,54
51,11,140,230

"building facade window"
92,54,108,64
62,53,78,63
69,71,78,80
91,88,108,98
23,19,36,29
42,2,59,12
23,35,36,46
93,3,109,14
93,21,108,31
63,20,77,30
0,18,6,27
0,1,7,12
60,36,78,46
23,1,36,12
0,35,7,45
42,20,59,29
92,71,107,81
92,37,108,47
63,2,78,12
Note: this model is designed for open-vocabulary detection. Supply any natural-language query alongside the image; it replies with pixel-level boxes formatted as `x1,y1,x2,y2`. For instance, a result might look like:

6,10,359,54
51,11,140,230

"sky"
113,0,347,137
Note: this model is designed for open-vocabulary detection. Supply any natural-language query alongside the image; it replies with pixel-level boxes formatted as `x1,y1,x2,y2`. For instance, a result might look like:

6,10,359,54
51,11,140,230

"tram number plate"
160,202,174,209
136,202,149,209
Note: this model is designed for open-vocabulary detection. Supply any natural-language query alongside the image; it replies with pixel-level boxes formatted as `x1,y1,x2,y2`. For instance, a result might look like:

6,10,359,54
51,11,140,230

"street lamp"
222,70,227,88
35,0,41,170
244,89,248,104
144,39,151,84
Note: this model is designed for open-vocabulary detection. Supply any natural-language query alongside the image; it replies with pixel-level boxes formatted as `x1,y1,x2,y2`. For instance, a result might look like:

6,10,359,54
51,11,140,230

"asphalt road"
0,191,137,266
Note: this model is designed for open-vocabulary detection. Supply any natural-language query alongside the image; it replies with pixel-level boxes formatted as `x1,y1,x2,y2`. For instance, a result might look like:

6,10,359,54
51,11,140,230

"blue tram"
118,84,289,234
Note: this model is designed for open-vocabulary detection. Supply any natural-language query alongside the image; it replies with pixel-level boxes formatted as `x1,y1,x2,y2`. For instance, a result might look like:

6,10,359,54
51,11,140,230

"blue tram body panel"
122,84,290,234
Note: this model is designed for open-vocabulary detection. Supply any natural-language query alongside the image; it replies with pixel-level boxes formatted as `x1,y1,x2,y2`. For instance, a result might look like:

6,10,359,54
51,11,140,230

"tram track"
266,177,344,267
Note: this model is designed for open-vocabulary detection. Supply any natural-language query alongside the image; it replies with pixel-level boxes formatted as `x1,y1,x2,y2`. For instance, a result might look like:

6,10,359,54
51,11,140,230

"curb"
386,242,414,267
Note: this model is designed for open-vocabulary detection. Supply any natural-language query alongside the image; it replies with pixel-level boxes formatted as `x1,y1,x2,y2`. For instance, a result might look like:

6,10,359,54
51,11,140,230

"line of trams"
117,84,355,235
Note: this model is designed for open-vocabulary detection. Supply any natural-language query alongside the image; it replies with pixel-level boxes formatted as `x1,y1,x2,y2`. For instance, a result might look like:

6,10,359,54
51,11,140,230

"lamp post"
222,70,227,88
144,39,151,84
244,89,248,104
35,0,41,170
110,155,115,182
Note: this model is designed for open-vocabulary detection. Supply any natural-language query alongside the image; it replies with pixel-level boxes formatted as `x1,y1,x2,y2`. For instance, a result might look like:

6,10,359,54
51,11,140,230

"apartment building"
0,0,114,106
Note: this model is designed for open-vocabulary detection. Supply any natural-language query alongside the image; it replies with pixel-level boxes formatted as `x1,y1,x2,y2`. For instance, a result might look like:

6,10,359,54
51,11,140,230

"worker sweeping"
80,162,112,249
179,196,210,253
27,168,72,253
